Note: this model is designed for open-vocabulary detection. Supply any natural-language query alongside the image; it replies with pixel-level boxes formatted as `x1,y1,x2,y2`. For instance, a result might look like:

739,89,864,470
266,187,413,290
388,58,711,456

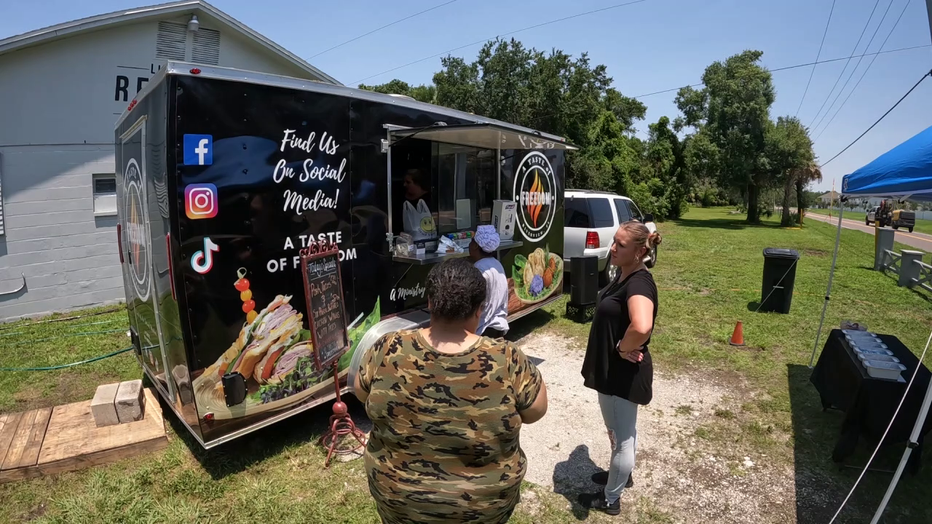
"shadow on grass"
160,392,371,481
787,363,932,523
552,445,603,521
788,363,843,524
674,217,786,231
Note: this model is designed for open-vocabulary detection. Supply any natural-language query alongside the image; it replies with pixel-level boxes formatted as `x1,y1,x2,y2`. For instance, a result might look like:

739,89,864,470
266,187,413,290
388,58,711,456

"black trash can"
566,256,599,322
760,248,800,314
570,256,599,306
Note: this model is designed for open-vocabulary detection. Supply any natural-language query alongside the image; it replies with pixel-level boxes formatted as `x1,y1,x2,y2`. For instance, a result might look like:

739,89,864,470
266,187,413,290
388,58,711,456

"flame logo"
512,151,556,244
528,169,543,227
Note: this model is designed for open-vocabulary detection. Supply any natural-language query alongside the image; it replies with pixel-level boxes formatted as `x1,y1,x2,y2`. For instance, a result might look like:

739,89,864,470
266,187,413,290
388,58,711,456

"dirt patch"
9,372,118,413
514,332,796,523
802,249,828,257
12,387,44,409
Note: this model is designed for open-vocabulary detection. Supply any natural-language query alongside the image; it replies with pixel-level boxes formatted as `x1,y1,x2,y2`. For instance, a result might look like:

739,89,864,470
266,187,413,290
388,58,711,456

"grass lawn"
0,305,137,413
2,206,932,523
807,207,932,235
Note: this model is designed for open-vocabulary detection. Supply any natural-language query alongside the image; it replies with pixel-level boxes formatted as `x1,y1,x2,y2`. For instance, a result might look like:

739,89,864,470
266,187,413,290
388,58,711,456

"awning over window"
390,123,578,151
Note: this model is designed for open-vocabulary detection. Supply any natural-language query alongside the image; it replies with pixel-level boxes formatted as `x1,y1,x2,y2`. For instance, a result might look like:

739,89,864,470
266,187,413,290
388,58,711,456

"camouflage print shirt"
358,329,543,524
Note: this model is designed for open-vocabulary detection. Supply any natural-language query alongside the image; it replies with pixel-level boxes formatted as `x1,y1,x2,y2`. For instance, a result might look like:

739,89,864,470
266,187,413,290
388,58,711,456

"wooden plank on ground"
0,408,51,482
0,412,23,467
36,388,167,478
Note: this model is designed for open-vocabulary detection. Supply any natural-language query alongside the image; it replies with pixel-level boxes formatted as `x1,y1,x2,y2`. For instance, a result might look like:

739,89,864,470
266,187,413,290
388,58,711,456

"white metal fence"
880,248,932,293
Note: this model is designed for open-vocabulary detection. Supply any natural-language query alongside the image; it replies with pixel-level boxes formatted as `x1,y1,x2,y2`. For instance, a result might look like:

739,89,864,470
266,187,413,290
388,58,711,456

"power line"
807,0,884,129
819,69,931,168
814,0,913,142
309,1,458,60
349,0,652,85
811,0,898,135
634,83,702,99
796,0,837,116
631,43,930,99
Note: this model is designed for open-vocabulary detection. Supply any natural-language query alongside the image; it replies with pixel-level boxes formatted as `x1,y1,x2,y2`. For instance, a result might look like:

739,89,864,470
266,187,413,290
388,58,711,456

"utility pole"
927,0,932,49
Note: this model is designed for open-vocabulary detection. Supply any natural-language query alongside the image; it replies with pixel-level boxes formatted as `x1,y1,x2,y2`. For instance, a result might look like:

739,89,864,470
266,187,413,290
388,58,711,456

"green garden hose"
2,328,128,347
0,347,135,372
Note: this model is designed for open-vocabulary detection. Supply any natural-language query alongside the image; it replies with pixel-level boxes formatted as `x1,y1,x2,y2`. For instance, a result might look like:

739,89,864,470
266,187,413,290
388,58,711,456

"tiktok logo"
191,237,219,275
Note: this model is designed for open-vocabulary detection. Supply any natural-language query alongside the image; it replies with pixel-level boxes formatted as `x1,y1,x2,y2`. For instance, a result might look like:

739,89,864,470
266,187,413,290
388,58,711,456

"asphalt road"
806,212,932,252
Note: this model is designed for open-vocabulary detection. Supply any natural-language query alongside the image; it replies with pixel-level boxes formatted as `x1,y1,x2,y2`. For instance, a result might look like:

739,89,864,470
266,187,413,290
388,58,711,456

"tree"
793,162,822,225
764,116,814,226
676,50,777,223
682,130,724,206
358,79,436,103
634,116,689,219
431,39,652,208
568,110,641,192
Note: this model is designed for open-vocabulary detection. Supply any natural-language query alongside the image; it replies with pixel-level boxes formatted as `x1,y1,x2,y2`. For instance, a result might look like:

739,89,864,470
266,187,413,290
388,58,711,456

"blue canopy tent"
842,124,932,201
809,123,932,523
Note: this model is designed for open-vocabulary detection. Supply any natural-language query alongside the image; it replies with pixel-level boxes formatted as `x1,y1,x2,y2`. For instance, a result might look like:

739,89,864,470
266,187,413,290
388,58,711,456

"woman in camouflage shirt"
354,258,549,523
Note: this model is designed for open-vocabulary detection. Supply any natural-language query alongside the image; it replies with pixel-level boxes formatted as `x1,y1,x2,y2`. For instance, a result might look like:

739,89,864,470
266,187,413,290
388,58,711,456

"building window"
93,174,117,216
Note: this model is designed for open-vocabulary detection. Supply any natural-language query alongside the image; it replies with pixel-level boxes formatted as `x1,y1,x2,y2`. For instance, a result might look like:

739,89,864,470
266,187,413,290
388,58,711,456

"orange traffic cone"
729,321,746,346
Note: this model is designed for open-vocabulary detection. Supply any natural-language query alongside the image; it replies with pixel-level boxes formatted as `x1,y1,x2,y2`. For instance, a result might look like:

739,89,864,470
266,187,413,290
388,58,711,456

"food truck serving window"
435,143,495,233
387,123,574,264
389,123,577,238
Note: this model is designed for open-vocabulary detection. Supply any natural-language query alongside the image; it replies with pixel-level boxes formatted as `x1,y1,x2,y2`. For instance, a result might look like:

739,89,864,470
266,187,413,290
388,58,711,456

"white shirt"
474,257,509,335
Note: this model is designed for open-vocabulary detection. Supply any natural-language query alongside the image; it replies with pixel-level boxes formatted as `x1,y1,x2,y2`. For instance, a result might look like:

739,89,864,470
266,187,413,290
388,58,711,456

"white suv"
564,190,658,285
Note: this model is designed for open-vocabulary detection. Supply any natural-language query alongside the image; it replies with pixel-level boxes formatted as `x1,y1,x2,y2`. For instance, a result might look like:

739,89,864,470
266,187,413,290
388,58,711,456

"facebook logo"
183,134,213,166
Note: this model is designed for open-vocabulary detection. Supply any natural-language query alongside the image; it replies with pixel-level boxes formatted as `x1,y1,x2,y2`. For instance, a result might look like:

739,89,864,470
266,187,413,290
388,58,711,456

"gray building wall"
0,13,323,321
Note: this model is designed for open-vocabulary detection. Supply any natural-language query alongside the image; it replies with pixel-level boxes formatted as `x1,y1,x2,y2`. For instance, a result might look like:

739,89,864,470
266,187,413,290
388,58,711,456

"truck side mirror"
643,213,654,223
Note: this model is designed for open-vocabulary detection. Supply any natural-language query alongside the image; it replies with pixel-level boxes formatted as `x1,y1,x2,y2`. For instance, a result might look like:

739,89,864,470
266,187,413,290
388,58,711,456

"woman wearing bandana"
469,225,509,339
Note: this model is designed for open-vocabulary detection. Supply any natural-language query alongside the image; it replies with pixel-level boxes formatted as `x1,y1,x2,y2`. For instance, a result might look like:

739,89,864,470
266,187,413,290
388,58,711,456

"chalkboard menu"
300,241,350,371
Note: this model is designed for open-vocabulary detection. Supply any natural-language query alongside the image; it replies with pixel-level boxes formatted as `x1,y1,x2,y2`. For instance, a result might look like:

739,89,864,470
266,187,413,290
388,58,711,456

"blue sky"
2,0,930,192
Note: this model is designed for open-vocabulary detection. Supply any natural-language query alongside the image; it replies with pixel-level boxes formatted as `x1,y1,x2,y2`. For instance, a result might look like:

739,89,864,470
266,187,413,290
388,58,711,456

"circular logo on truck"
513,152,556,243
123,158,151,302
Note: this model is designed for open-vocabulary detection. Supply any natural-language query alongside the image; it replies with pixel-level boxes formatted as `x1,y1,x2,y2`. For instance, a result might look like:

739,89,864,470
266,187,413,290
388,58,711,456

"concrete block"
91,383,120,427
115,379,145,423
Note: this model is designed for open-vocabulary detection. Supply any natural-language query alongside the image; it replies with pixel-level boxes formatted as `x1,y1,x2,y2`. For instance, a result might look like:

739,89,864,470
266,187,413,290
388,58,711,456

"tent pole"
870,358,932,523
809,200,845,368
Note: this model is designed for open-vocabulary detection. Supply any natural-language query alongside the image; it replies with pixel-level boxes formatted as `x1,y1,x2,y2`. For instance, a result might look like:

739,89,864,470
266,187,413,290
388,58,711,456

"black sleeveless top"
580,269,658,405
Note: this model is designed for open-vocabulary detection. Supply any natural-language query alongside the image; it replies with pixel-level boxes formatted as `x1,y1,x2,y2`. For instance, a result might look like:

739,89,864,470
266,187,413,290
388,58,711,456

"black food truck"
114,62,576,448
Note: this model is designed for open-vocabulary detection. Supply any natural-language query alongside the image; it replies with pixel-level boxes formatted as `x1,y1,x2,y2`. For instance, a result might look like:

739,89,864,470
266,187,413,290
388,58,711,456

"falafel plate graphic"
506,246,563,315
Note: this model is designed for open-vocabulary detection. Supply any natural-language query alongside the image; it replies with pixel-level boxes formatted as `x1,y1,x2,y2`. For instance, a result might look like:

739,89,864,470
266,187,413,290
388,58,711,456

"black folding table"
810,329,932,473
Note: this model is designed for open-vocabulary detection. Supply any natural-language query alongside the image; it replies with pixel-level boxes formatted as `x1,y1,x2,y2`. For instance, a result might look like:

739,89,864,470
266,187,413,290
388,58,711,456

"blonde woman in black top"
579,221,661,515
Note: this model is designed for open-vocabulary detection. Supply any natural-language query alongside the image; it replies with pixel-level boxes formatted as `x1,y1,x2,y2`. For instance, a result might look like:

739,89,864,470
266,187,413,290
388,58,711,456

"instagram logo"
185,184,218,220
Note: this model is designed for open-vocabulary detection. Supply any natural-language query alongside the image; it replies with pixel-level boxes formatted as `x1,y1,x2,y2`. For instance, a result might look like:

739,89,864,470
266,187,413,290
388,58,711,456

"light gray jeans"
598,392,638,504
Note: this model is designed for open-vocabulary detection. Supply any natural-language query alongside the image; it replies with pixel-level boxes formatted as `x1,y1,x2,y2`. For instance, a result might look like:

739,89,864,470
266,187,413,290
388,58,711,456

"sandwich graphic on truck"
193,295,331,416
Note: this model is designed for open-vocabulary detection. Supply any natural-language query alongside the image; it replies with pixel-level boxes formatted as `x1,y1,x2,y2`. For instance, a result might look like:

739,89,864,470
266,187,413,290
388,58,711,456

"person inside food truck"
469,225,509,338
399,168,438,242
403,167,431,204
